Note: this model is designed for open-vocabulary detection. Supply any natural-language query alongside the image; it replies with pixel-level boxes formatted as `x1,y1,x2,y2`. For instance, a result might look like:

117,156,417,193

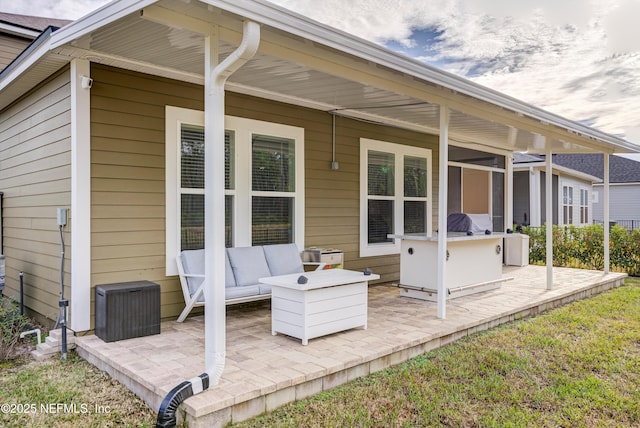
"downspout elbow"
212,20,260,87
155,354,225,428
156,373,210,428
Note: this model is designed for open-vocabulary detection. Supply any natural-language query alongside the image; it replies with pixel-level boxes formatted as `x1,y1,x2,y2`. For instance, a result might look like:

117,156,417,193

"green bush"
521,224,639,276
0,296,31,361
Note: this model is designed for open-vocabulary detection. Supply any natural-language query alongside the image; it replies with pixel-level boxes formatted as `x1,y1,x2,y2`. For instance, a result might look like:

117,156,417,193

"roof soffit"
2,0,638,155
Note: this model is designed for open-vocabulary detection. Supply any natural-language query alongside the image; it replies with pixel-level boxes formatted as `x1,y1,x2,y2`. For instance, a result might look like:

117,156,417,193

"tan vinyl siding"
0,68,71,323
0,34,31,71
90,65,203,322
91,64,440,321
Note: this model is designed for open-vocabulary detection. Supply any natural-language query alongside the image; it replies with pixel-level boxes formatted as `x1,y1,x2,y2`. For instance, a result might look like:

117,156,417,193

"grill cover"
447,213,493,234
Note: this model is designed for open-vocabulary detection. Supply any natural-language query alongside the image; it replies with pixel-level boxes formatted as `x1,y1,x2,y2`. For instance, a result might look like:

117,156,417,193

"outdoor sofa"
176,243,325,322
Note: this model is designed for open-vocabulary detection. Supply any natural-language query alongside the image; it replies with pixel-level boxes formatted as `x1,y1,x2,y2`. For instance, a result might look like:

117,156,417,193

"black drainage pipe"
156,373,210,428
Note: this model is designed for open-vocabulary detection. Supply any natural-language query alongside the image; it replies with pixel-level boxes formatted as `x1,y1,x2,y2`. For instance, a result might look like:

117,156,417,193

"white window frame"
360,138,432,257
579,187,589,225
562,184,574,225
166,106,305,275
447,161,507,232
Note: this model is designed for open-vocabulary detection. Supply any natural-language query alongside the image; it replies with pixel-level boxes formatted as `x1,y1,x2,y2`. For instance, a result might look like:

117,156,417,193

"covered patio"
2,1,638,426
76,265,626,427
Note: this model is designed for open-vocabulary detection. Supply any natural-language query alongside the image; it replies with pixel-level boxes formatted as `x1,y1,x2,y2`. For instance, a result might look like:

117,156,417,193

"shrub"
521,224,639,276
0,296,31,361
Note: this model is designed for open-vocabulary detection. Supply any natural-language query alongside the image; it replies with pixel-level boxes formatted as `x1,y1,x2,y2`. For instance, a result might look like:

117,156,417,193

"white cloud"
604,0,640,54
0,0,107,19
461,0,595,29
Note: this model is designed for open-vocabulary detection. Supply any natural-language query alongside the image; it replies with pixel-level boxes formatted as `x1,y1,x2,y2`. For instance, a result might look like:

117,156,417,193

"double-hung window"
165,107,304,275
251,134,297,246
580,188,589,224
179,125,235,250
562,185,574,225
360,138,432,257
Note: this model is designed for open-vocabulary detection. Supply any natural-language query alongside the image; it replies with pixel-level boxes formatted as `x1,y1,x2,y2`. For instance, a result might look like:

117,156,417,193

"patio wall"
88,64,441,326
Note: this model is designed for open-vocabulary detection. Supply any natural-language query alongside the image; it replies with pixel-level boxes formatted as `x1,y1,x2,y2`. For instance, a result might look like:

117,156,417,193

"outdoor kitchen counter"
388,233,509,301
388,232,510,242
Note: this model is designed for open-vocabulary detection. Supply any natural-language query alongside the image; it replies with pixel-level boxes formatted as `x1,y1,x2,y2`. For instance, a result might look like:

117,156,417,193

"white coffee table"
260,269,380,345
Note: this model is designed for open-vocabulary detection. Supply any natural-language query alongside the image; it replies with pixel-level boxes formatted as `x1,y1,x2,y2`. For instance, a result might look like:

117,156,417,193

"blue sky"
4,0,640,160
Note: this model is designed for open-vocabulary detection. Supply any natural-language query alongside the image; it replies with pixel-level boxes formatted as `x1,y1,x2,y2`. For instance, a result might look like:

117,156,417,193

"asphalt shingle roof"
513,152,544,164
0,12,71,33
552,154,640,183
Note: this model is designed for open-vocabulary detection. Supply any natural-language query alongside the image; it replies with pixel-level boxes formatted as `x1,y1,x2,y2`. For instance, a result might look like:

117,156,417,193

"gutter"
0,26,58,81
513,162,602,183
0,21,41,39
156,20,260,428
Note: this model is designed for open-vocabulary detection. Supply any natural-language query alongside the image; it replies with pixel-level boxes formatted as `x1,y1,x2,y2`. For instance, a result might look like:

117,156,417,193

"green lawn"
0,354,157,427
233,277,640,427
1,278,638,427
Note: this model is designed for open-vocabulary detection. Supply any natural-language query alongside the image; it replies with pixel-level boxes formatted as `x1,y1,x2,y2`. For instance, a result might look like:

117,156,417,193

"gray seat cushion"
226,285,260,300
180,249,205,301
181,250,236,303
226,246,271,287
263,243,304,276
258,283,272,295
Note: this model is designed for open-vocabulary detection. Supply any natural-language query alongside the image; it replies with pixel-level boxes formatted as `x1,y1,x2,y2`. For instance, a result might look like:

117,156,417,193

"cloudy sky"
4,0,640,159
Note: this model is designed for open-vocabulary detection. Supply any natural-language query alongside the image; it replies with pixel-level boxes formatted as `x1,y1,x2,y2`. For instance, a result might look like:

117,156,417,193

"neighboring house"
0,12,70,70
512,153,601,227
0,0,638,333
552,154,640,229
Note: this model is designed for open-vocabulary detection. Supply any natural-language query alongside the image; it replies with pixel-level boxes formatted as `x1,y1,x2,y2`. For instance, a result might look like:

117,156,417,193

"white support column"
505,128,516,231
436,105,449,319
529,169,540,227
203,27,227,374
545,143,553,290
506,153,514,231
70,58,91,331
603,153,610,274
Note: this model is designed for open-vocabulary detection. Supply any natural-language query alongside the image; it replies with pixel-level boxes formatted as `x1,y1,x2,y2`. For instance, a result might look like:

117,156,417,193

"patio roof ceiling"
2,0,639,156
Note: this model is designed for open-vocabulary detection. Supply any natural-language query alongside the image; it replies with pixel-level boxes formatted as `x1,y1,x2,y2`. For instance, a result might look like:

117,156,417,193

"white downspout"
204,19,260,379
156,20,260,428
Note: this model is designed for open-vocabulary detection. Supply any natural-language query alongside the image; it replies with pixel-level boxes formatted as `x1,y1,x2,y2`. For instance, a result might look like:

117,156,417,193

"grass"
232,277,640,427
0,278,638,427
0,353,157,427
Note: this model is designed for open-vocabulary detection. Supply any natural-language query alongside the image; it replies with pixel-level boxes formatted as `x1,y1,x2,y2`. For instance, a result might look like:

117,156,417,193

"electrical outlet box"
57,208,67,226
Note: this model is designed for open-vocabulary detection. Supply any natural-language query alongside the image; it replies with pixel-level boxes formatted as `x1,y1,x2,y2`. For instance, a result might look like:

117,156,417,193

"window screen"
251,134,296,246
179,126,234,249
368,151,395,196
252,134,295,192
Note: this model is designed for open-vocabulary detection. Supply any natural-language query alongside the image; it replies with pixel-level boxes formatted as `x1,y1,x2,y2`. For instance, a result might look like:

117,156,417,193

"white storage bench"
260,269,380,345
